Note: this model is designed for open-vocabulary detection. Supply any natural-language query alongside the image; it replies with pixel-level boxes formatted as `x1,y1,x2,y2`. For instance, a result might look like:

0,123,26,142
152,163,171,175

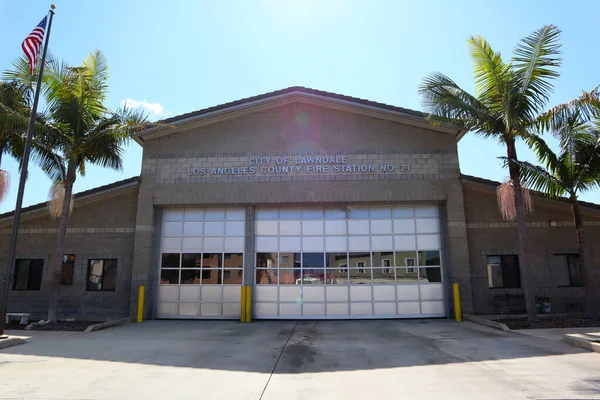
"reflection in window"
349,266,371,284
326,252,347,270
302,253,324,269
224,253,243,268
13,259,44,291
394,251,417,267
203,253,222,268
349,252,371,269
182,253,202,268
420,267,442,283
161,253,180,268
302,268,325,284
202,269,221,284
256,253,278,269
256,269,278,284
224,269,243,284
87,259,117,291
418,251,441,266
487,255,520,288
160,269,179,284
372,252,393,270
180,269,200,284
396,268,418,284
373,268,395,284
326,269,348,284
279,269,301,284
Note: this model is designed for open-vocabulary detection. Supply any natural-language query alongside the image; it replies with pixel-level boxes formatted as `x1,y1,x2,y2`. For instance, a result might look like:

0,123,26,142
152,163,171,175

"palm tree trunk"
571,198,598,320
507,139,536,321
47,180,74,323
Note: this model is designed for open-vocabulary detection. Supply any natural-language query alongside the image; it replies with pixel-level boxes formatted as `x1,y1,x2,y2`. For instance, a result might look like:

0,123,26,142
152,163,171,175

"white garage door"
254,206,445,318
157,207,245,319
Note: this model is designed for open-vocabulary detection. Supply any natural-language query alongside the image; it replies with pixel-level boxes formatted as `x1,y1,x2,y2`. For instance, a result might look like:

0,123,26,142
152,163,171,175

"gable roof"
461,174,600,212
133,86,465,145
0,176,140,223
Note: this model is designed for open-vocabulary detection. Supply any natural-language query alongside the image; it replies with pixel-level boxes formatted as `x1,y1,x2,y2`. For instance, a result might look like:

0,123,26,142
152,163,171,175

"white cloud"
121,98,167,119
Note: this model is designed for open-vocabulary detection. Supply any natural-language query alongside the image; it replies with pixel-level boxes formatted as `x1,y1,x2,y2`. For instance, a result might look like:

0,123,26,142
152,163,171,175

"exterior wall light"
548,219,557,227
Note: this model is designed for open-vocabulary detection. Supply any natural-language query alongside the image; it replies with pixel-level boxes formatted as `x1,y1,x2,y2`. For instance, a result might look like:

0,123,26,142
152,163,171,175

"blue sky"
1,0,599,212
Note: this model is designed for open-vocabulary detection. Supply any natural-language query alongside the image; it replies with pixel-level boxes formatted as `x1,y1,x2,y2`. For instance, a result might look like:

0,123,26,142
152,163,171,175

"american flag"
22,16,47,75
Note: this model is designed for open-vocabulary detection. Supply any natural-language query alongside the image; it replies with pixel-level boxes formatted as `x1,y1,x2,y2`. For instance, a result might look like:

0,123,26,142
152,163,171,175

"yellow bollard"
453,283,461,322
240,286,247,322
137,286,145,323
244,286,252,323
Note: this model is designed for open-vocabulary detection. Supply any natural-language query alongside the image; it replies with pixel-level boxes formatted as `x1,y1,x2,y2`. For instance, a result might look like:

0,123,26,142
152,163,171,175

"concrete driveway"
1,319,599,399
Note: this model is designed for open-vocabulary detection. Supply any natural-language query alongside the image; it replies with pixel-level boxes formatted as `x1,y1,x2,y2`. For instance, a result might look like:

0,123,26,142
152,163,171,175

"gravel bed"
496,315,600,330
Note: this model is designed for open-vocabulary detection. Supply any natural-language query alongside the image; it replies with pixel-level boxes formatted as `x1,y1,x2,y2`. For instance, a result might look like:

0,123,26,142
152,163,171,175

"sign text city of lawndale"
187,155,410,176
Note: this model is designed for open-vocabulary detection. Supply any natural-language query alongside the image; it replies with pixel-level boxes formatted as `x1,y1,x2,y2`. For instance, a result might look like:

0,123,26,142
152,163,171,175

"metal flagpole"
0,5,56,338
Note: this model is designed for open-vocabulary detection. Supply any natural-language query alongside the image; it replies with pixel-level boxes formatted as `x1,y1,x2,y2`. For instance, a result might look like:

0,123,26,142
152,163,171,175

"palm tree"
0,81,28,202
418,26,563,321
6,50,148,322
507,111,600,320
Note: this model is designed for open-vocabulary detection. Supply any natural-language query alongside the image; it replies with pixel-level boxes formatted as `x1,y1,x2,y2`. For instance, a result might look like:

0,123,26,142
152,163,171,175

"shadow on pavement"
0,319,591,374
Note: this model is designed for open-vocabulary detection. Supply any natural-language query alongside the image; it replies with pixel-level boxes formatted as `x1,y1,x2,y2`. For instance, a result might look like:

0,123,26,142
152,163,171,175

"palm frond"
418,72,502,137
513,25,562,118
501,157,566,198
468,35,510,104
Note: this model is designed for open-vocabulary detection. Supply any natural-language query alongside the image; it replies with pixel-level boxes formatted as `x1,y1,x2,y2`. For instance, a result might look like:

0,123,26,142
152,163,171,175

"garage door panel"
421,301,445,314
253,205,445,320
159,286,179,302
397,285,419,301
280,303,301,316
374,286,395,301
255,286,278,302
255,302,278,317
180,286,201,302
201,303,222,316
303,286,325,302
351,303,373,316
303,303,325,316
397,302,420,314
179,303,200,316
420,284,444,301
158,302,178,316
374,303,396,315
326,286,348,302
223,286,242,302
350,286,372,301
327,303,349,316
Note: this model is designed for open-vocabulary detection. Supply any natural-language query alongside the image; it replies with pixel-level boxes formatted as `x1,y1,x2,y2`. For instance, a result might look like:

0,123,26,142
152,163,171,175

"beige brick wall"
0,187,139,319
463,184,600,314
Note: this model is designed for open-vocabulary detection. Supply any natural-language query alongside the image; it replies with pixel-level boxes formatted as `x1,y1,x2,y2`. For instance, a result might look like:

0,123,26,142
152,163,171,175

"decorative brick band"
0,227,135,234
448,221,600,228
149,148,453,160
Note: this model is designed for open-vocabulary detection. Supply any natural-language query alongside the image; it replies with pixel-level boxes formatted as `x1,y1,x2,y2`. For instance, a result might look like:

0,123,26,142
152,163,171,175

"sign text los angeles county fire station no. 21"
186,155,410,176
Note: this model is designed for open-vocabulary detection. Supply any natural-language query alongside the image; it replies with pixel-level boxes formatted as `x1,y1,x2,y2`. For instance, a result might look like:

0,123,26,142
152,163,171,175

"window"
13,259,43,290
382,259,391,274
339,263,348,273
357,261,365,274
407,268,415,273
552,254,583,287
61,254,75,285
487,255,520,288
87,259,117,291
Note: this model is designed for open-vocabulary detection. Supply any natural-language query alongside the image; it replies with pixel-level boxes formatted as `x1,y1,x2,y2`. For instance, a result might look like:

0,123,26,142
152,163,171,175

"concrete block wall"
132,101,473,318
0,187,139,319
463,184,600,315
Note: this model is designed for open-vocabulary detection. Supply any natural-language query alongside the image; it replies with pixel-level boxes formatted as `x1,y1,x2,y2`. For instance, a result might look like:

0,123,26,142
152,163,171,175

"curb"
561,334,600,354
84,317,132,333
0,337,28,350
463,315,511,331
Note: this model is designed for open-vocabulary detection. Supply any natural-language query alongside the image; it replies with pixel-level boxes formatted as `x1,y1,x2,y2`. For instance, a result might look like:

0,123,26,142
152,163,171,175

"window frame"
553,253,583,288
13,258,44,291
61,254,76,285
487,255,521,289
86,259,118,292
